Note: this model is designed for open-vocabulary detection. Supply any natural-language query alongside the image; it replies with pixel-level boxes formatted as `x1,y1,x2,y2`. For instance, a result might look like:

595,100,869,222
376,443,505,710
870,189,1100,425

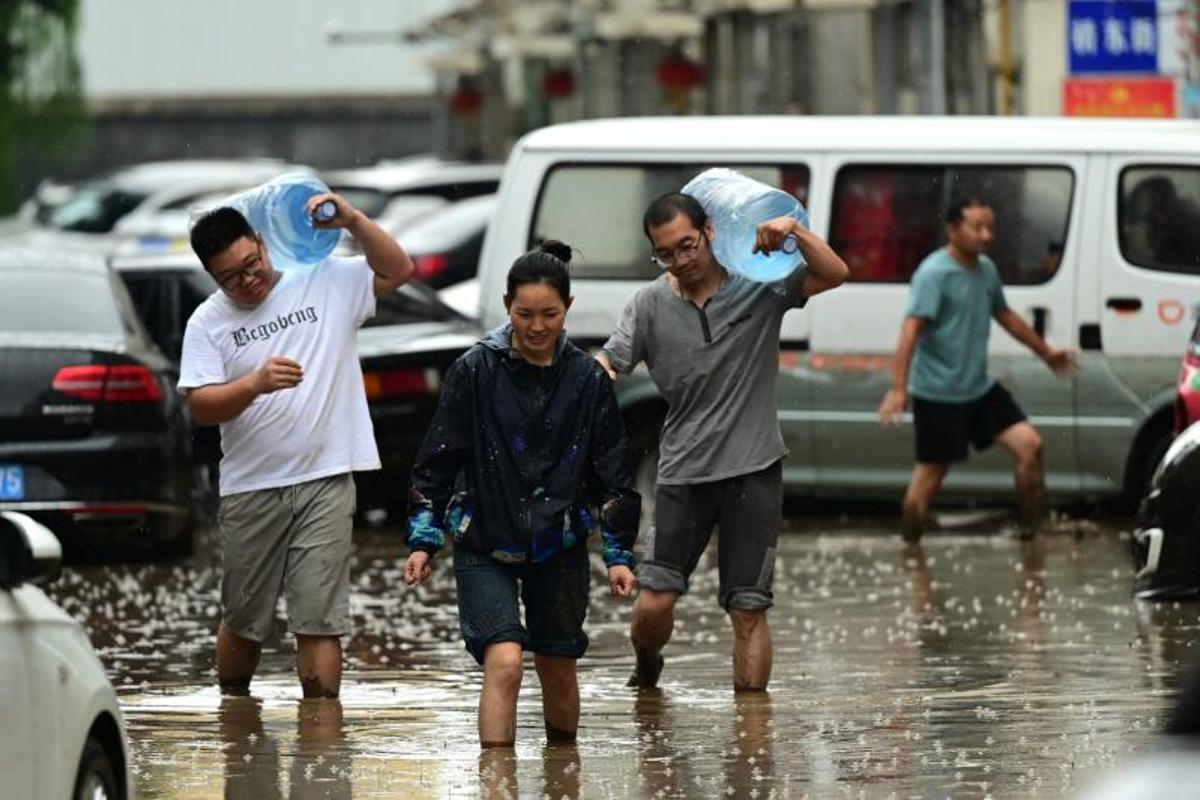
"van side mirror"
0,512,63,589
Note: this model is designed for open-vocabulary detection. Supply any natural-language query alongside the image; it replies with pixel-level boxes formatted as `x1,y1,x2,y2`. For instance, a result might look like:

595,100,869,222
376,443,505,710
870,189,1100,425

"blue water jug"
681,168,810,282
221,173,340,268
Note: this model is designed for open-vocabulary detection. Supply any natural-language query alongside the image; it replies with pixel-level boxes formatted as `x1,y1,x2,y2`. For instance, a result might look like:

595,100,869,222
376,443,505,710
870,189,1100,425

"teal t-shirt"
906,249,1008,403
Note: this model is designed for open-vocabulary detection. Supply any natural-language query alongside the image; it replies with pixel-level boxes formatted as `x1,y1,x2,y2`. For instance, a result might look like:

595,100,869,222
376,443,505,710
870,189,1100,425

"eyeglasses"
214,249,265,291
649,234,705,270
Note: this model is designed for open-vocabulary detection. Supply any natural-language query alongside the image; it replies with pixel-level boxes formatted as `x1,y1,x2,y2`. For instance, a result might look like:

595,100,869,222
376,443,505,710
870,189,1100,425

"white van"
475,116,1200,504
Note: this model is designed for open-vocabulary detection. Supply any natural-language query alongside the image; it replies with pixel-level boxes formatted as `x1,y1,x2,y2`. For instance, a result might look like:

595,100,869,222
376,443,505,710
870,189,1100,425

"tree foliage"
0,0,88,214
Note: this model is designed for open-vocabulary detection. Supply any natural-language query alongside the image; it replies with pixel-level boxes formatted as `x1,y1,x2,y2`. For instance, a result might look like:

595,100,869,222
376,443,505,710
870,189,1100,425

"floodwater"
47,513,1200,799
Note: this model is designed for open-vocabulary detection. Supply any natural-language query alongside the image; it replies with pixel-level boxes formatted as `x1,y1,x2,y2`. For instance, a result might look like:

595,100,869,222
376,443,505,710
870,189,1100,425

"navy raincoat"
406,325,639,567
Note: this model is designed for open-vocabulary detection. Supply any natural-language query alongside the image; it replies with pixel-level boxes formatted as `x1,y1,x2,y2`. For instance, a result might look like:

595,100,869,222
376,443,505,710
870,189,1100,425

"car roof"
0,247,110,275
110,252,205,272
99,159,308,193
325,160,504,193
516,115,1200,156
397,194,498,250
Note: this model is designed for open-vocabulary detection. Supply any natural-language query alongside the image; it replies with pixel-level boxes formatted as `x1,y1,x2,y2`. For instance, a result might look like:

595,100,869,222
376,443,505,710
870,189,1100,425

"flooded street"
48,514,1200,798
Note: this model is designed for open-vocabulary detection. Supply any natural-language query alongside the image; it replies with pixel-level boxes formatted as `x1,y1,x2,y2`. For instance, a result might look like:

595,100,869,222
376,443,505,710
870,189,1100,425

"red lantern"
448,80,482,115
656,53,703,93
542,68,576,100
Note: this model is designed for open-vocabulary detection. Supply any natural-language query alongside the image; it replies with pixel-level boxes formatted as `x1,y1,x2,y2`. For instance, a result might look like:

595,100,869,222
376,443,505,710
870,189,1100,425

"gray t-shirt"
601,269,806,485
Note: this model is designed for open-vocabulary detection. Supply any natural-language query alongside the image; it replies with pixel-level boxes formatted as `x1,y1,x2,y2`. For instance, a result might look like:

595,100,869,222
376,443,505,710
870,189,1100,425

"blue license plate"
0,465,24,500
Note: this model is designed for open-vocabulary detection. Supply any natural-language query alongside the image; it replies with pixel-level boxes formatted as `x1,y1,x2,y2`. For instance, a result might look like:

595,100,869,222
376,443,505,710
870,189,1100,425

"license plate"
0,465,24,500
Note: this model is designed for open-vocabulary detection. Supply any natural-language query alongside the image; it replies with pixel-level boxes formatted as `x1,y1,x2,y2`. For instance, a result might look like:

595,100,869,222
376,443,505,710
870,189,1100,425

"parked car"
455,115,1200,508
111,253,223,514
1132,421,1200,599
20,159,314,257
13,178,77,227
0,248,195,554
109,252,480,516
397,194,497,289
0,511,132,799
324,157,503,253
1174,318,1200,433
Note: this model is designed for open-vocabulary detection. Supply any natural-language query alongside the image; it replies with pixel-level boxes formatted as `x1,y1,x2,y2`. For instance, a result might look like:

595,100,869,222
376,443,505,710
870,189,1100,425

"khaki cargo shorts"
217,473,355,642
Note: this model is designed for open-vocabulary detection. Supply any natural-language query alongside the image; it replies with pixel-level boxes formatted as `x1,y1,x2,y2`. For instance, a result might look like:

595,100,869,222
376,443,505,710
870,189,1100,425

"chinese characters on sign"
1068,0,1159,74
1065,1,1189,117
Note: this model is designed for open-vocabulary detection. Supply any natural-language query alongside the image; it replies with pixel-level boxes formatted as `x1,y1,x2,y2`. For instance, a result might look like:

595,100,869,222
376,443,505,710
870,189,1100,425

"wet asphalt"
45,511,1200,799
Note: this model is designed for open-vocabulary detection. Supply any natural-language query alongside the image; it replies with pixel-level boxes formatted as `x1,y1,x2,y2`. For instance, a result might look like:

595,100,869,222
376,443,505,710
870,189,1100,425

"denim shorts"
452,543,591,665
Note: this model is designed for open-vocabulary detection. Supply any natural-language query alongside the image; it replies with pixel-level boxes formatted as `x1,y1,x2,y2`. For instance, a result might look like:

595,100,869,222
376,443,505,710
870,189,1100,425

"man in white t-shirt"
179,195,412,698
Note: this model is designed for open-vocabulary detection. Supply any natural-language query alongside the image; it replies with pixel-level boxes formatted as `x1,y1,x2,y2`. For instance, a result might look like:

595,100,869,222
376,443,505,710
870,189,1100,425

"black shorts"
452,544,590,665
639,460,782,611
912,383,1027,464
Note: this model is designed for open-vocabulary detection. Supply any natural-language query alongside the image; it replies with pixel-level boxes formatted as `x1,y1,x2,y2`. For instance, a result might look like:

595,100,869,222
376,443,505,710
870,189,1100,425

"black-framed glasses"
649,233,705,270
215,249,264,291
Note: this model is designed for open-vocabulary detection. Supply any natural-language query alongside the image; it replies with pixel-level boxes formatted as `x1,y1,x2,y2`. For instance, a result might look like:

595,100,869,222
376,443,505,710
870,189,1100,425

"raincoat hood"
478,323,570,363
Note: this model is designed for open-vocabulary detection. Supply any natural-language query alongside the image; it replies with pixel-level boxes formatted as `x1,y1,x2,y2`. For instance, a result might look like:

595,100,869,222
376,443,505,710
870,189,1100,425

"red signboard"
1063,77,1177,118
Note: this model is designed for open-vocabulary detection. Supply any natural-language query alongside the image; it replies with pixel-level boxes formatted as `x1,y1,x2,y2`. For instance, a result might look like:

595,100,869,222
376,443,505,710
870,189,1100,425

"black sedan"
0,249,194,554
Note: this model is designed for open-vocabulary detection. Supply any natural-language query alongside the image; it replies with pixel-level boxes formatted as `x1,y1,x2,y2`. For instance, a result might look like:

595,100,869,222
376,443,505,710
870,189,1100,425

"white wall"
78,0,456,99
1021,0,1067,115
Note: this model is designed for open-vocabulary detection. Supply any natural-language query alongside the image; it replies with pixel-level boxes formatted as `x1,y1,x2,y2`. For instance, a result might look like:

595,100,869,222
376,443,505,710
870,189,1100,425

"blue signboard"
1068,1,1159,75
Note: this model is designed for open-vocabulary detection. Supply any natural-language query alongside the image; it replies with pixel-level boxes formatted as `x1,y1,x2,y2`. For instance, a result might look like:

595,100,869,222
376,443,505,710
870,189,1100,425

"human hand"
595,352,618,381
753,216,802,255
404,551,432,586
253,356,303,394
878,388,908,426
306,193,359,229
607,565,636,598
1043,347,1077,377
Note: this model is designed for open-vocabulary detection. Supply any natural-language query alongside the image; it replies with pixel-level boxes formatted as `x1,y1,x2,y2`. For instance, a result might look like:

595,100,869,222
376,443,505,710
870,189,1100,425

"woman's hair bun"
538,239,572,265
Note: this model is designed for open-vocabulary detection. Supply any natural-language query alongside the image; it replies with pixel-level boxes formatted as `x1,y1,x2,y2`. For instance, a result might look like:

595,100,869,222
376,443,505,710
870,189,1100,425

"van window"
531,164,810,280
1119,166,1200,275
830,165,1073,285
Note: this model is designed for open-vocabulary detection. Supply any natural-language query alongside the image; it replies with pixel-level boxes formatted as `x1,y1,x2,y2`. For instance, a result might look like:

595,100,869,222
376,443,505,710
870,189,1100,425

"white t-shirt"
178,257,381,496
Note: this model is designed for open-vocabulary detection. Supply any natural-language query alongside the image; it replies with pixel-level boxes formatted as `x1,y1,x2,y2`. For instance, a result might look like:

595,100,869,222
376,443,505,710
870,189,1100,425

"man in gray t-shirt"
598,192,849,691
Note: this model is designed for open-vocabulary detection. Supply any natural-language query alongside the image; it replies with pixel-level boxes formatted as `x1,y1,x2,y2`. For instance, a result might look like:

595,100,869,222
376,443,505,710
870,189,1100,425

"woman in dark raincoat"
403,240,640,747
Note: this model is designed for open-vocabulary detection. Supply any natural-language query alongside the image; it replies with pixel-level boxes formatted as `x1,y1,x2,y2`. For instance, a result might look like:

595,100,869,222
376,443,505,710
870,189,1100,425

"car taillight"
413,253,449,281
52,364,162,403
363,367,441,400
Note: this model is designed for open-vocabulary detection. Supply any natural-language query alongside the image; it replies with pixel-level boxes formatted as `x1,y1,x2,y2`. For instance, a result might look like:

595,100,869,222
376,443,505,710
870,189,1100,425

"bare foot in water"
627,651,664,688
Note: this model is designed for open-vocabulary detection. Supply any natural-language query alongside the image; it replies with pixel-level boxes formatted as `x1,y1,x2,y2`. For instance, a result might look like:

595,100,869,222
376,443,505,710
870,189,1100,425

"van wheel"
74,737,121,800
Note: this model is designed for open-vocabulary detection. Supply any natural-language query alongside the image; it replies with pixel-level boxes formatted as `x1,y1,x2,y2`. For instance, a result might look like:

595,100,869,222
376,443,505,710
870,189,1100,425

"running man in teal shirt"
878,197,1075,542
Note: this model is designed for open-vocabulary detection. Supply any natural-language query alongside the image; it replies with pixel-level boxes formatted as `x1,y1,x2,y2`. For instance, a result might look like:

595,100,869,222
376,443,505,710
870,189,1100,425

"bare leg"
534,654,579,741
729,608,773,691
217,624,261,696
296,634,342,699
995,421,1045,537
628,589,678,688
901,462,950,543
479,642,524,747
